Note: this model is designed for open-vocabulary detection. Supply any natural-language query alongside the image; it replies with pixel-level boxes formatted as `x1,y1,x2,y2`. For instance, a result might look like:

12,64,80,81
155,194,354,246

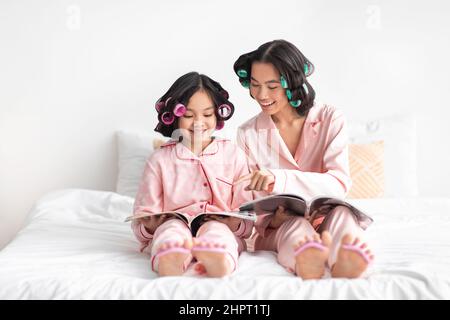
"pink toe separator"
191,246,228,254
191,241,236,272
151,246,191,273
155,247,191,259
294,242,327,257
342,244,372,265
192,237,228,254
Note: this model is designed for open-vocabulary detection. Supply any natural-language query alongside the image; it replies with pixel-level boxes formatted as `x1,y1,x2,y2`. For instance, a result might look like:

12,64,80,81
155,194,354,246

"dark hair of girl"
233,39,315,116
154,72,234,138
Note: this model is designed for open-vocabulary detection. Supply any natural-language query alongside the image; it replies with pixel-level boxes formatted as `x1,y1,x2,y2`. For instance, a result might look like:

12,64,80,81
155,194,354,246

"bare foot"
158,239,192,276
294,231,331,279
191,239,233,277
331,234,374,279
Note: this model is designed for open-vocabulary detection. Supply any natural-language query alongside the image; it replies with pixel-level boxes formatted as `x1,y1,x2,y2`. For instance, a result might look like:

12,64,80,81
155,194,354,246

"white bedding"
1,189,449,299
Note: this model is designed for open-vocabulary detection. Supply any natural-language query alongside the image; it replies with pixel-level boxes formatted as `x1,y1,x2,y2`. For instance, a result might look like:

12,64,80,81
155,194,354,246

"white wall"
1,0,450,249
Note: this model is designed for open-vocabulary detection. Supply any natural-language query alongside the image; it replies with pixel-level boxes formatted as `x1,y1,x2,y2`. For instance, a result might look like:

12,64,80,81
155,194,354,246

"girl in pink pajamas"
233,40,374,279
132,72,254,277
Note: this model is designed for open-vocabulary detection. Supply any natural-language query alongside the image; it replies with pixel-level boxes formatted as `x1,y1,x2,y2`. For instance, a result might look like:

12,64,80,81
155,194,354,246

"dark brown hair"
154,72,234,137
233,39,315,116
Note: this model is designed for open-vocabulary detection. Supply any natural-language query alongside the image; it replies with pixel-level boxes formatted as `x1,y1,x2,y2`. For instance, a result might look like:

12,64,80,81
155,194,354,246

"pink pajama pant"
254,206,365,273
149,219,246,273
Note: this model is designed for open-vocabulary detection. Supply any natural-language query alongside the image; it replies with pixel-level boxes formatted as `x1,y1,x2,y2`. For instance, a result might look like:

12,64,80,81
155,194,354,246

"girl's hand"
140,214,172,234
269,206,294,229
234,170,275,192
203,215,242,232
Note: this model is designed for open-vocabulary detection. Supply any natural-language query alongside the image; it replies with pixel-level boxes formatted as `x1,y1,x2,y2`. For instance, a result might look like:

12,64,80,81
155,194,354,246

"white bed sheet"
0,189,449,299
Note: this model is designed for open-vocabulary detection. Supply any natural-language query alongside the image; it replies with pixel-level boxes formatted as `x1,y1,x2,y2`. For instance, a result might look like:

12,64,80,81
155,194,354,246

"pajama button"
200,205,204,209
203,182,208,187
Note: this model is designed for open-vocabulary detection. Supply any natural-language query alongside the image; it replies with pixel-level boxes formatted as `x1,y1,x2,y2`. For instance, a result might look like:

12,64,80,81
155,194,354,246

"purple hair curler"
161,111,175,125
173,103,186,117
218,104,232,118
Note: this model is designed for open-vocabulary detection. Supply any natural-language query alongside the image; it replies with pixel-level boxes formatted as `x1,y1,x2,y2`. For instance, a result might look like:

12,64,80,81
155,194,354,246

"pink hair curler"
218,104,232,118
155,101,165,112
161,111,175,125
173,103,186,117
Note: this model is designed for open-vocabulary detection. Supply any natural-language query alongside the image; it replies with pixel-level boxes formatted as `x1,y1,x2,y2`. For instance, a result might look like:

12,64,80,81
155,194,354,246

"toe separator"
294,242,327,257
341,244,372,265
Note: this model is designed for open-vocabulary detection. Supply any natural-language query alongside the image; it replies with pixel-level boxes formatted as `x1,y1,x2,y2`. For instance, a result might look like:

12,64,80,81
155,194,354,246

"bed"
2,116,449,300
1,188,449,299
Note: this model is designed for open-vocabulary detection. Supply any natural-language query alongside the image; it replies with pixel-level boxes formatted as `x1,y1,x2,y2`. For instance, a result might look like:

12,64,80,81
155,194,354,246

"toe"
313,233,321,242
296,239,306,248
341,234,353,245
321,231,332,247
184,239,193,249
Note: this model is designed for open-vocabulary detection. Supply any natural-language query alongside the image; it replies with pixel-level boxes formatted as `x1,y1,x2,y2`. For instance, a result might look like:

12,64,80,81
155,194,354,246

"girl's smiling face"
250,62,290,115
178,89,217,149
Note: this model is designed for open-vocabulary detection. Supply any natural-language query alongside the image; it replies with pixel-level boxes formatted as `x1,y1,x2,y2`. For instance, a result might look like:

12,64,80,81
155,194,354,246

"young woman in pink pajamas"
233,40,374,279
132,72,254,277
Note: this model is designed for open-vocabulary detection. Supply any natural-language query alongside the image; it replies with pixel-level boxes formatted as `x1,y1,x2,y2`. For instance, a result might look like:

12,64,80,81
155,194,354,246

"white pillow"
347,113,418,197
116,130,162,198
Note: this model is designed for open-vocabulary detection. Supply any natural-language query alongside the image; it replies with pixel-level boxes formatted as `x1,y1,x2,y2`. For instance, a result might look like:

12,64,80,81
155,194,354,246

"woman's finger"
233,173,254,186
245,173,258,190
260,176,272,191
255,175,265,191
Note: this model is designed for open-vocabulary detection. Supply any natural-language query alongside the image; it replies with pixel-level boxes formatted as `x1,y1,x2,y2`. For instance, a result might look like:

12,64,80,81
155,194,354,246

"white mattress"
1,189,449,299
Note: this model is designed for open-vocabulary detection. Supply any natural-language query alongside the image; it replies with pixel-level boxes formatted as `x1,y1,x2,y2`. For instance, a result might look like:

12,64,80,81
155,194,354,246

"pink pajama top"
132,137,254,250
237,103,352,236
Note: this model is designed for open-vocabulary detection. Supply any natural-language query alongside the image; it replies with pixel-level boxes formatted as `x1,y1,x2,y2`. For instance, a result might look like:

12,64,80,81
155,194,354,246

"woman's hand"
268,206,294,229
139,214,172,234
234,170,275,192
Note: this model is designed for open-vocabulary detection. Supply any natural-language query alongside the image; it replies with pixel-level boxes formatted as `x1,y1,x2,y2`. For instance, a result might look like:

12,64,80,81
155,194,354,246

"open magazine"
124,210,256,235
239,194,373,229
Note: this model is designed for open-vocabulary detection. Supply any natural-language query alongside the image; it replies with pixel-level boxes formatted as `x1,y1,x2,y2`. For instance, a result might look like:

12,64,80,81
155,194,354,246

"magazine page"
239,194,307,216
124,211,187,223
309,197,374,228
308,197,336,221
189,211,257,236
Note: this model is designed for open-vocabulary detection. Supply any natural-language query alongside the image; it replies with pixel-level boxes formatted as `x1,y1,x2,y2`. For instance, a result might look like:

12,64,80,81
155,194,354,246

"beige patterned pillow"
347,140,385,199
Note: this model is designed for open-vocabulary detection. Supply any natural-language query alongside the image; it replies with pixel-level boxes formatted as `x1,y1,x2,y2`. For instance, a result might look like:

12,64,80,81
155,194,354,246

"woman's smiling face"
250,62,290,115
